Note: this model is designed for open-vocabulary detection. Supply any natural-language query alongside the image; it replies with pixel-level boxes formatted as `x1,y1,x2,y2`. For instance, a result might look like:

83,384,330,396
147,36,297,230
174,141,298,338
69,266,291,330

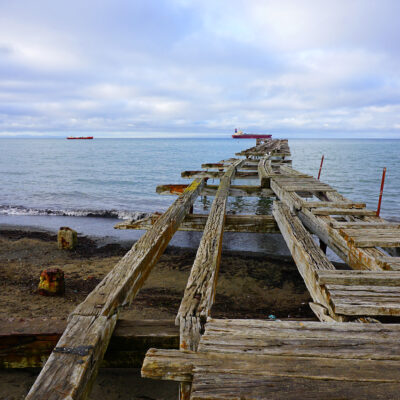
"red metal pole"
317,155,324,180
376,167,386,217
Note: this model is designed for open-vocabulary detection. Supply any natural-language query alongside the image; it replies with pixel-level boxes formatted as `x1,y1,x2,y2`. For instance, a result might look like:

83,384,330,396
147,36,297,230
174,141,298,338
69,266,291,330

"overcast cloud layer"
1,0,400,137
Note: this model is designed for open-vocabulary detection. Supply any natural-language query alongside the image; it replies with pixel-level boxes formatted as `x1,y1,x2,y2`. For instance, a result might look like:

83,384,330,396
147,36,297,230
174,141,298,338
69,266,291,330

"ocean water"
0,138,398,255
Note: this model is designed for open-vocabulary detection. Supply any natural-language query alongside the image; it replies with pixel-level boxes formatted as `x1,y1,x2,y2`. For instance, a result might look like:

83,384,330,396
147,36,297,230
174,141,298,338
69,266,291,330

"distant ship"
66,136,94,140
232,129,271,139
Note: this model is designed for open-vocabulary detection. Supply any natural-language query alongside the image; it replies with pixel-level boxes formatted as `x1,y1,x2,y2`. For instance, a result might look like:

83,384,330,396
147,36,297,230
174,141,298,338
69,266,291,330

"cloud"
0,0,399,137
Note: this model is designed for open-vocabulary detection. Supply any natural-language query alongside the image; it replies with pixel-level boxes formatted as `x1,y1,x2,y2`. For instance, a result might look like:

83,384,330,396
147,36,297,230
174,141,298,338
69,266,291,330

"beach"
0,226,313,399
0,227,312,321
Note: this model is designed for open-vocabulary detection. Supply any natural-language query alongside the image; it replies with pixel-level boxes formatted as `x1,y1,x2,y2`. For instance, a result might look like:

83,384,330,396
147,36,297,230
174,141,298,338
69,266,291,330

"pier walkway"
23,139,400,399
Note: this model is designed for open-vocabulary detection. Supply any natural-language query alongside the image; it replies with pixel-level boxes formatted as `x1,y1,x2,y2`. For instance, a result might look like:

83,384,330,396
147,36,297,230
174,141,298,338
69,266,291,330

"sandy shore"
0,226,314,399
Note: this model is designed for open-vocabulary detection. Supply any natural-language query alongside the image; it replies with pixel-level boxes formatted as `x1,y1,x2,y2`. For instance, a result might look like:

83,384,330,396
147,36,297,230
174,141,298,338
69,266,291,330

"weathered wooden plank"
204,318,400,333
316,270,400,286
272,201,342,321
257,156,271,188
198,333,400,360
0,318,179,369
325,284,400,295
26,314,117,400
115,213,280,234
156,184,274,197
142,348,400,383
298,209,389,271
330,221,400,229
332,301,400,316
201,163,258,170
177,161,243,351
312,208,377,216
190,373,400,400
26,179,205,400
270,180,304,211
181,170,258,179
303,201,366,209
352,238,400,248
73,179,205,319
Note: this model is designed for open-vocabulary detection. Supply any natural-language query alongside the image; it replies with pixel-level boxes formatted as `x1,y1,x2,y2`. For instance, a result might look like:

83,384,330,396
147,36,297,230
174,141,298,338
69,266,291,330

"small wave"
0,205,149,221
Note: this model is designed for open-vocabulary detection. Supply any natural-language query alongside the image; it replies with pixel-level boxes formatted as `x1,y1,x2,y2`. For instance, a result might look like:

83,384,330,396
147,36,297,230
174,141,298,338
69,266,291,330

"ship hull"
232,134,271,139
67,137,94,140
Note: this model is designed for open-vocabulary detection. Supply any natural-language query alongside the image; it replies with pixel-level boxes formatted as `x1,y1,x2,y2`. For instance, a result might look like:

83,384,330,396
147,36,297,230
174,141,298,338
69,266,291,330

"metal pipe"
376,167,387,217
317,155,324,180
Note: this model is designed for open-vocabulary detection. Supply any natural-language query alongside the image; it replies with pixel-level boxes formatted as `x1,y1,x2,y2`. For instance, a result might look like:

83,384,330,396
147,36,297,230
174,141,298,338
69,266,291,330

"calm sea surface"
0,138,398,255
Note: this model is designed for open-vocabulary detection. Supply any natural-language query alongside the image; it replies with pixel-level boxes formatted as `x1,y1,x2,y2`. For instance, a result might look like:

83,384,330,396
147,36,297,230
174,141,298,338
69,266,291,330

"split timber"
18,138,400,399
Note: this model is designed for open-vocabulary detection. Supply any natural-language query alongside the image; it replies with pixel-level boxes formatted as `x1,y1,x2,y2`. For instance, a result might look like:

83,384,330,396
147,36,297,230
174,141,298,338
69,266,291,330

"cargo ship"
232,129,271,139
67,136,94,140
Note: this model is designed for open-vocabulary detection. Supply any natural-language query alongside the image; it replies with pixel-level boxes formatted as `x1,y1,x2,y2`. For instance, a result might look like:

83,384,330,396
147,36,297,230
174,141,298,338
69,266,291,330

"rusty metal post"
376,167,387,217
317,155,324,180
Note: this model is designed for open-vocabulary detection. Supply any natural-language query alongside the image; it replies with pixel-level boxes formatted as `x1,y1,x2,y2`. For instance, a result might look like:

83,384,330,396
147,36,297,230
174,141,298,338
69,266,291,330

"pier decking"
18,139,400,399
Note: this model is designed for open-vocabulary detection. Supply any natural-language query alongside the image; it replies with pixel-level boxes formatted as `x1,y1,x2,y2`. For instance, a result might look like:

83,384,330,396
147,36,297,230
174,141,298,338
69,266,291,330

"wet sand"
0,227,314,399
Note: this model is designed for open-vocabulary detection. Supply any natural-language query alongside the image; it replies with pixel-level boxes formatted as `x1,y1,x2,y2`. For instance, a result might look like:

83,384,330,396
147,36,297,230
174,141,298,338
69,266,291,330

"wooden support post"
376,167,386,217
26,178,205,400
318,155,324,180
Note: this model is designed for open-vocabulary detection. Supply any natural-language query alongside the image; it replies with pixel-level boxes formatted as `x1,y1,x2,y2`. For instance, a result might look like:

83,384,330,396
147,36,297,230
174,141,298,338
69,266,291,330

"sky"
0,0,400,138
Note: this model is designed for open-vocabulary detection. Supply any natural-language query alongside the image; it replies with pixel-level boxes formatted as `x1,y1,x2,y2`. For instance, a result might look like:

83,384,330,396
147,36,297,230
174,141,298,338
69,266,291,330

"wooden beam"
298,209,391,271
272,201,344,321
316,270,400,287
176,160,244,351
115,214,280,234
257,156,271,188
312,208,377,216
26,178,205,400
330,221,400,229
201,163,258,170
142,347,400,383
0,318,178,369
156,184,274,197
181,170,258,179
303,201,367,209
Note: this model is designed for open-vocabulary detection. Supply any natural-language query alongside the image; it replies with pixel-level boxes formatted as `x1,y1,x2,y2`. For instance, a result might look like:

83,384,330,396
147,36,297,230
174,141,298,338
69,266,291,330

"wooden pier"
9,138,400,399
